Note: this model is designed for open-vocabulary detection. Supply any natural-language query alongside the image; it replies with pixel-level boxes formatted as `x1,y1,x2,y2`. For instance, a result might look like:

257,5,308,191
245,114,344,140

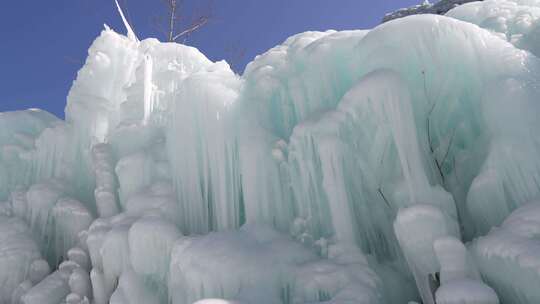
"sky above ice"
0,0,419,118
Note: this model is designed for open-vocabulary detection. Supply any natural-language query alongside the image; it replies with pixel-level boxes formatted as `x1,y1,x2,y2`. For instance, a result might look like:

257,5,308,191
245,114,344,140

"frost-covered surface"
382,0,481,23
2,1,540,302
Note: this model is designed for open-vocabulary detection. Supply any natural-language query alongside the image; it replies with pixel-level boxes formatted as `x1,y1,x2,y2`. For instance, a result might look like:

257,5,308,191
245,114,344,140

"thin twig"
378,188,391,208
167,0,177,41
440,128,456,166
155,0,212,42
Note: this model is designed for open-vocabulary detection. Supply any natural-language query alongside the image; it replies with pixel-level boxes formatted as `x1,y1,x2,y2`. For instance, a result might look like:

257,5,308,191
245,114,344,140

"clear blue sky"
0,0,419,118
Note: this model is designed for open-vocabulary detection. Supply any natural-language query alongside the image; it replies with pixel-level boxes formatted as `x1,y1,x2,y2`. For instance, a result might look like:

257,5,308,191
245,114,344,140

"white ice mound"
168,225,383,304
4,4,540,303
472,201,540,304
0,109,63,200
84,213,383,304
447,0,540,56
435,279,499,304
243,30,369,138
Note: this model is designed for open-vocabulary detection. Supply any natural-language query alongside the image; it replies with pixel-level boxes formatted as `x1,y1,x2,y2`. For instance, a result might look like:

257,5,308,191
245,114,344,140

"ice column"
433,236,499,304
394,205,459,304
92,143,119,218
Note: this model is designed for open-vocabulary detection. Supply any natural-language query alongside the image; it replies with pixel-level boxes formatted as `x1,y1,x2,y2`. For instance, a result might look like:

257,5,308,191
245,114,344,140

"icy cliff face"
2,0,540,303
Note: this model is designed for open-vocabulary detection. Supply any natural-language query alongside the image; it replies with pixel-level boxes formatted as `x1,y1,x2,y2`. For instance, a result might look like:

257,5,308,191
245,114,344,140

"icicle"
114,0,138,42
143,54,154,124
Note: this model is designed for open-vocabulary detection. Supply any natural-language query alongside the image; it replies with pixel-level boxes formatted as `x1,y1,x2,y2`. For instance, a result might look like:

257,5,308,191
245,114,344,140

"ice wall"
237,17,540,285
2,2,540,303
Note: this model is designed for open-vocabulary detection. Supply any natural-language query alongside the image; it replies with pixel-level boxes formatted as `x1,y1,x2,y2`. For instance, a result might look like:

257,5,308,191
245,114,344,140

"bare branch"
423,70,445,183
378,188,391,208
155,0,211,42
172,16,209,41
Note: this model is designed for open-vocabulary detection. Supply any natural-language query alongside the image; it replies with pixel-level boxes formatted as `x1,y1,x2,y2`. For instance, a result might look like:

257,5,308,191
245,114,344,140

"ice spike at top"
115,0,138,42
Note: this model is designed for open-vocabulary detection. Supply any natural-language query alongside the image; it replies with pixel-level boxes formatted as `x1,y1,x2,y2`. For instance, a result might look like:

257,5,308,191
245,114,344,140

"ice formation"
2,0,540,303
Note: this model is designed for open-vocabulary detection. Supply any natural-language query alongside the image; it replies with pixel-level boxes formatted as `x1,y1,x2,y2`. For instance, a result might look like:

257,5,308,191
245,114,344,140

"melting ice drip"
3,0,540,303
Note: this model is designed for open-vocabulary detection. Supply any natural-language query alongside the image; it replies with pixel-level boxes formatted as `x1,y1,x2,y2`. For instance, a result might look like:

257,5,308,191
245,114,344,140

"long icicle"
115,0,138,41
